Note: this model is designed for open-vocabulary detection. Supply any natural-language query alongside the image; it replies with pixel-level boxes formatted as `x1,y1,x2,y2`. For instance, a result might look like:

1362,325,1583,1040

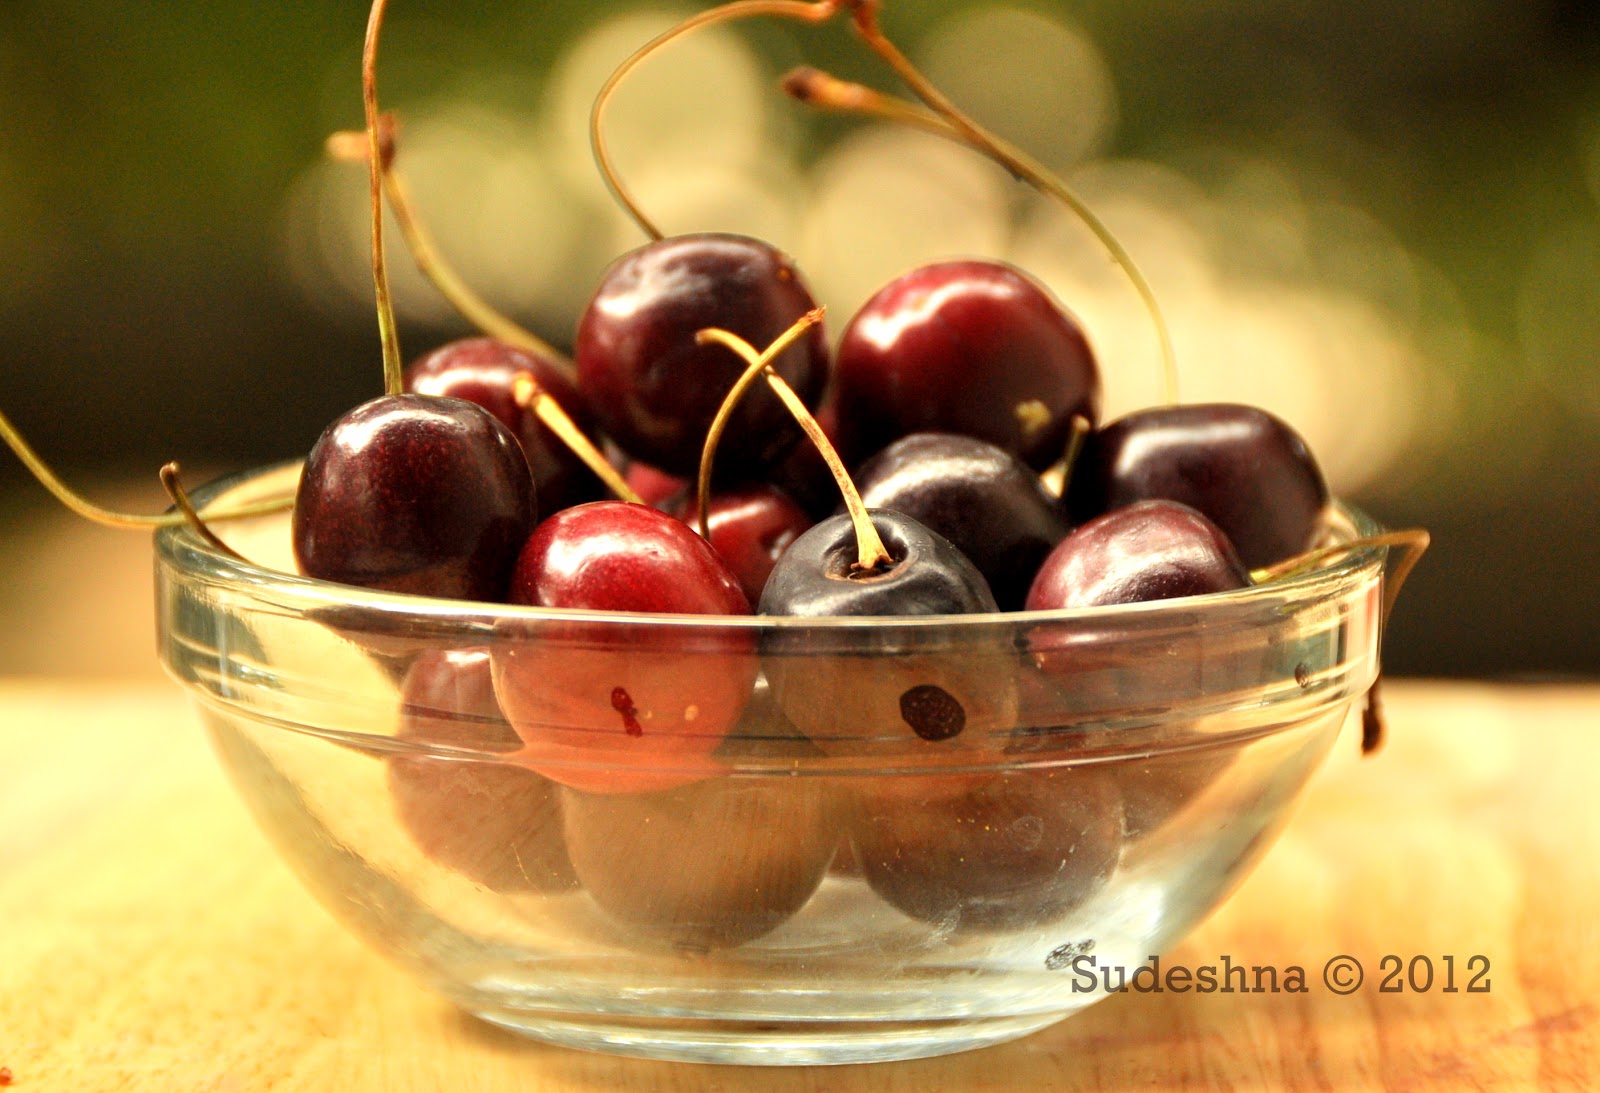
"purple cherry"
575,233,830,479
1065,403,1329,569
292,393,535,601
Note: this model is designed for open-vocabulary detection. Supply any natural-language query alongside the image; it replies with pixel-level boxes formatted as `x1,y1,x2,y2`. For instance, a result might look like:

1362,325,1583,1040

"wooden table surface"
1,677,1596,1090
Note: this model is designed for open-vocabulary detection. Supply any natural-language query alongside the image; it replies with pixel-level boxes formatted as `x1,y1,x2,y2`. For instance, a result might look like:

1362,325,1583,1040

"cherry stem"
0,406,290,529
509,373,642,505
1038,414,1092,499
1251,527,1431,627
159,463,246,560
783,45,1179,406
590,0,844,241
327,119,573,376
363,0,403,396
697,321,893,574
692,307,826,538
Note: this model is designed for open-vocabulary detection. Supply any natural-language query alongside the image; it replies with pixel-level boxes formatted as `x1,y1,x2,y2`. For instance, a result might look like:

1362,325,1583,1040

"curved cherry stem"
1251,527,1431,627
363,0,404,396
796,14,1181,405
590,0,844,241
692,307,826,538
509,373,641,505
0,407,290,529
697,319,892,574
327,119,573,376
1038,414,1092,499
159,463,246,559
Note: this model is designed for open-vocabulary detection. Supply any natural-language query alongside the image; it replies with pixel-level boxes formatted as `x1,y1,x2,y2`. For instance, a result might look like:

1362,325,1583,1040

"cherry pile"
0,0,1426,949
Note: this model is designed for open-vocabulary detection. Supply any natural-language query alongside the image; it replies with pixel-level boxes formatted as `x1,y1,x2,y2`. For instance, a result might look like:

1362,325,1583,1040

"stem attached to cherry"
692,307,826,538
590,0,844,241
510,374,642,505
1038,414,1092,499
697,314,893,575
781,52,1180,407
159,463,246,560
0,408,290,530
363,0,404,396
326,118,573,375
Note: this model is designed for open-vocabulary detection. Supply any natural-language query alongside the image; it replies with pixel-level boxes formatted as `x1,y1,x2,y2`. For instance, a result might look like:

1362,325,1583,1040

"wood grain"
1,679,1595,1090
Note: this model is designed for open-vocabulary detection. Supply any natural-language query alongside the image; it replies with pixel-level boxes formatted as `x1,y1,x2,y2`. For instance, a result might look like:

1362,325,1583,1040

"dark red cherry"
405,337,605,515
1027,499,1250,611
853,432,1069,611
833,259,1099,470
292,393,536,600
492,501,756,794
664,485,813,607
848,766,1122,932
1064,403,1329,569
1025,501,1255,838
388,649,577,892
759,510,1020,759
575,232,830,479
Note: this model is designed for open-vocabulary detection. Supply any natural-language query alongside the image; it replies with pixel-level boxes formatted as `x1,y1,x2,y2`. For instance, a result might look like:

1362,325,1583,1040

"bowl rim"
155,458,1388,631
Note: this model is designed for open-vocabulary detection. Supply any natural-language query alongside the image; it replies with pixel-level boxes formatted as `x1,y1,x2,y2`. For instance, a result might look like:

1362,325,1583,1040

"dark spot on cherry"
612,686,643,736
900,683,966,742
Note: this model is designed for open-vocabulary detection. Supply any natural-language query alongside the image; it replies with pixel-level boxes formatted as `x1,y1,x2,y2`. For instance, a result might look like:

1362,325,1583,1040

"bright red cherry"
292,393,536,601
574,233,830,479
492,501,756,794
833,259,1099,470
405,338,604,515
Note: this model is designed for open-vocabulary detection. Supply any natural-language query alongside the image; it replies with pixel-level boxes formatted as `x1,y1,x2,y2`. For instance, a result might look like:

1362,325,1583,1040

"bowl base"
466,1005,1070,1066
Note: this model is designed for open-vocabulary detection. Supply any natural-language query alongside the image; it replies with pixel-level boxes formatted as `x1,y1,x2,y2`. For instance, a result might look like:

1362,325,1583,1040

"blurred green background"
0,1,1596,678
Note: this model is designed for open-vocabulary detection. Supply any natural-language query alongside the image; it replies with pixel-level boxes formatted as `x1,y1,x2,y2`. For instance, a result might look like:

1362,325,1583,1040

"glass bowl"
155,460,1386,1066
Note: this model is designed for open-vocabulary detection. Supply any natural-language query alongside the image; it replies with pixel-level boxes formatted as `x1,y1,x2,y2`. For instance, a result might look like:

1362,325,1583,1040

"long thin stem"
0,407,289,529
159,463,246,559
1251,528,1431,626
697,322,893,574
823,11,1180,405
363,0,403,395
327,120,573,375
692,307,825,537
590,0,843,240
510,374,641,505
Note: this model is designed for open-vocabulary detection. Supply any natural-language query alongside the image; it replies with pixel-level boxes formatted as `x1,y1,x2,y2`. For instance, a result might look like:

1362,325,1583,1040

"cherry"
1024,501,1255,839
388,649,577,892
847,766,1122,932
832,260,1100,471
574,233,830,479
1027,499,1251,611
405,338,605,515
1064,403,1330,570
662,484,813,608
292,393,536,601
492,500,756,794
853,432,1069,612
559,679,836,950
759,509,1021,759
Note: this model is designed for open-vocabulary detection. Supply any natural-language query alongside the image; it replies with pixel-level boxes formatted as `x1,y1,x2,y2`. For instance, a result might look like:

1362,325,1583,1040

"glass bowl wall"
156,461,1385,1066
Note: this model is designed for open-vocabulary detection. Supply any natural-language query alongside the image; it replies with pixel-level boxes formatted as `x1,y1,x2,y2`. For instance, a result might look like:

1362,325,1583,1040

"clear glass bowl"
156,461,1386,1066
